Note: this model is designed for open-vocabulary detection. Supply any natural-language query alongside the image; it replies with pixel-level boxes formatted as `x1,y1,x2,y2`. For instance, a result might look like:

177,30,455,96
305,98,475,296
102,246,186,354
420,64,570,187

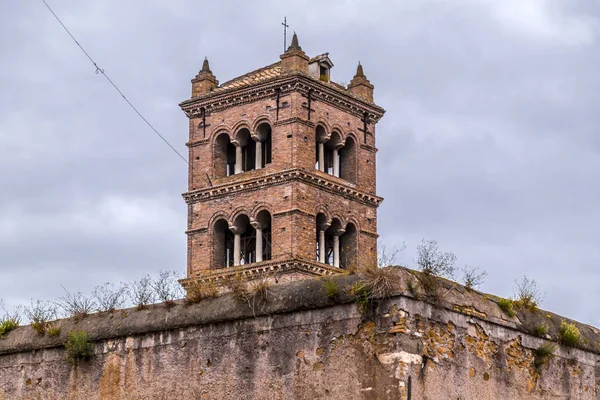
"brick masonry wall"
184,79,381,276
186,180,378,273
1,271,599,400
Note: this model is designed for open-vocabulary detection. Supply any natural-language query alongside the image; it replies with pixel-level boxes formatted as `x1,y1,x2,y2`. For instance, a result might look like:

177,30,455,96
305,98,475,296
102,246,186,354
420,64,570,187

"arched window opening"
339,136,357,184
325,131,344,177
214,133,236,178
230,214,256,265
316,128,345,179
213,219,234,268
254,210,272,262
316,216,349,268
234,128,255,174
315,213,330,263
340,223,358,269
214,212,273,270
315,125,328,171
325,218,344,267
255,123,272,168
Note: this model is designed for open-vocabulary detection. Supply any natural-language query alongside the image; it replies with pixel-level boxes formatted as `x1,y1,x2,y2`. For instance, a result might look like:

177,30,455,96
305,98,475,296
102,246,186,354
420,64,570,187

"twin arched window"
214,123,357,184
316,213,358,269
315,126,357,184
212,211,272,268
214,123,272,177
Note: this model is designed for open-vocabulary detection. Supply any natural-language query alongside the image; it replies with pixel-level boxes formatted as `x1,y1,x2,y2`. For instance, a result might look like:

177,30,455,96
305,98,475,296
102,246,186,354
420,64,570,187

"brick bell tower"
179,34,385,287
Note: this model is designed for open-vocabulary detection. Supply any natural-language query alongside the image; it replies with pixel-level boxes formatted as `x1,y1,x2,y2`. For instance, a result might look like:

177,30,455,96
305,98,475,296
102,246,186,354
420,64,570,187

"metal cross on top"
282,17,289,52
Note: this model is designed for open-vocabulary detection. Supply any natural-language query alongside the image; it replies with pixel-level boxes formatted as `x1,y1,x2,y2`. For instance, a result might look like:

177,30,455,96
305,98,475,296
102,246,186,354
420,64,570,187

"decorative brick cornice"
182,168,383,207
180,75,385,124
179,258,344,287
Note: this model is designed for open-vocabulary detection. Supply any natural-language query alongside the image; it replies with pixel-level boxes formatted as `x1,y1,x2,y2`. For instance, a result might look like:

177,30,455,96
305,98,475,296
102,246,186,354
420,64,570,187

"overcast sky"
1,0,599,324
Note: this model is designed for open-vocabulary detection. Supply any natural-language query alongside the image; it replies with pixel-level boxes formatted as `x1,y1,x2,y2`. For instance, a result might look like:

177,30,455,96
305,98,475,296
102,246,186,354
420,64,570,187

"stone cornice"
179,74,385,123
360,143,378,153
360,229,379,238
180,258,343,285
182,169,383,207
185,227,208,235
186,138,210,148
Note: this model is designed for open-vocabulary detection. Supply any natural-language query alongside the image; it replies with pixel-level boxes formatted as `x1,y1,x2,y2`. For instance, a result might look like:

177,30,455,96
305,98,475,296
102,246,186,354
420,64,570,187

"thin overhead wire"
40,0,189,166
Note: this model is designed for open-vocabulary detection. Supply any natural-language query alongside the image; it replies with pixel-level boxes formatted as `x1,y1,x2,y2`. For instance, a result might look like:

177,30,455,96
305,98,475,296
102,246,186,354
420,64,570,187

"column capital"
331,228,346,237
251,221,267,230
318,222,331,231
229,225,244,235
250,132,263,142
317,136,330,144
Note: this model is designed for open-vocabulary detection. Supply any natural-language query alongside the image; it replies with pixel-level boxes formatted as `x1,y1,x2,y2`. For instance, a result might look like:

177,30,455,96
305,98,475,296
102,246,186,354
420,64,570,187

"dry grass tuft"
245,277,272,316
185,281,218,305
223,275,251,302
250,278,271,302
47,324,62,338
356,265,401,300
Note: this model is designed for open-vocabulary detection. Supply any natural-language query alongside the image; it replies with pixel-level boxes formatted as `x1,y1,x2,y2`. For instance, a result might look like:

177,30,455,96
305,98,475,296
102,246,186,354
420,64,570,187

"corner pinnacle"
355,62,365,78
201,57,212,74
287,32,302,51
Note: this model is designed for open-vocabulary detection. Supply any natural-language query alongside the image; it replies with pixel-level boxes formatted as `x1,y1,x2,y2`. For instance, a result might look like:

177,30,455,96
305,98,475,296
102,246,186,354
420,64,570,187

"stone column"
255,228,263,262
333,236,340,268
233,233,241,266
332,148,339,177
332,228,345,268
235,144,243,174
319,230,326,263
255,139,262,169
318,143,325,172
252,221,267,263
229,225,244,266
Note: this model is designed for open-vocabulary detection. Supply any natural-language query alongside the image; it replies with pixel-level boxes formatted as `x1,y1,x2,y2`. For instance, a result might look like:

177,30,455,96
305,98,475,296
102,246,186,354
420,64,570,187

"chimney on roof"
280,32,309,75
192,57,219,97
348,62,374,102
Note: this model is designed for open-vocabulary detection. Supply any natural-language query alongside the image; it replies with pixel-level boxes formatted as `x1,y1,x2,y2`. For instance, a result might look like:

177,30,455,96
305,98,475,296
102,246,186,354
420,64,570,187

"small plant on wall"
533,343,556,370
498,298,516,318
24,300,57,335
65,331,94,364
558,322,580,347
0,300,20,338
321,277,341,299
533,323,549,338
